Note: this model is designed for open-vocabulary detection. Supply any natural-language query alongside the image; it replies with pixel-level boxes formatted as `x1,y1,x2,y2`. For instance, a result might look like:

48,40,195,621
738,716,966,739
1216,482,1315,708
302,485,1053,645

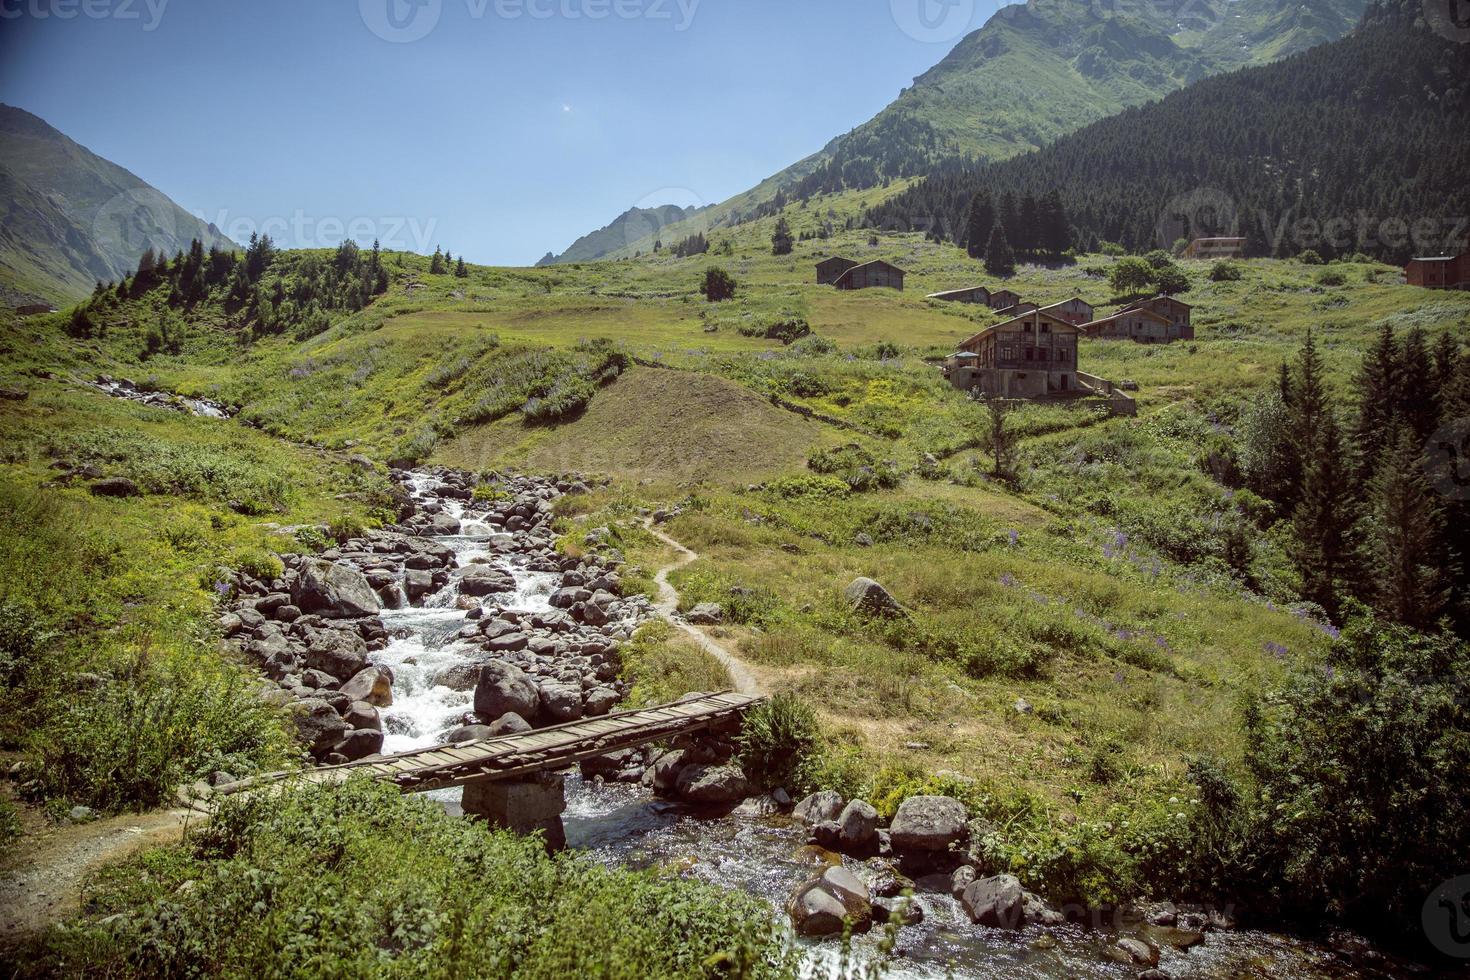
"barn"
988,289,1022,310
1183,238,1246,259
1039,298,1095,327
1405,254,1470,290
947,309,1081,397
1082,307,1174,343
1122,295,1193,340
833,260,906,292
816,256,859,285
927,286,992,305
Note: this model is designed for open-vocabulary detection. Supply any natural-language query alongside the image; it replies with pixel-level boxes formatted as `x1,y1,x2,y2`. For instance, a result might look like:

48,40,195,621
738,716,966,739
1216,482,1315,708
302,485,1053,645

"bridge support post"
462,772,567,852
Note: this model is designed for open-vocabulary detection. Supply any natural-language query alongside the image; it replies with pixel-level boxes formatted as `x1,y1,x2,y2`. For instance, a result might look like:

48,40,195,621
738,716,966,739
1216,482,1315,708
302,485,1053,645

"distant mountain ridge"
550,0,1369,263
0,104,234,305
537,203,702,266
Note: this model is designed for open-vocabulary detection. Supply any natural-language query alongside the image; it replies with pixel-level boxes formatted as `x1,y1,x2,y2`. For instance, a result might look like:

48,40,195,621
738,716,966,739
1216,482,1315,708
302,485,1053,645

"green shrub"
22,648,293,812
807,444,902,492
232,547,283,583
327,513,368,544
762,475,851,500
1209,261,1243,282
703,267,736,302
22,780,794,978
1297,249,1324,264
1317,269,1347,287
738,692,820,792
1098,241,1126,257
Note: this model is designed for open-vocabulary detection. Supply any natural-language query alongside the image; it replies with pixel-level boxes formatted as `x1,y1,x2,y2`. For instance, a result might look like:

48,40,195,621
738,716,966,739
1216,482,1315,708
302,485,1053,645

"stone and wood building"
1405,253,1470,290
832,259,906,292
945,309,1081,397
988,289,1022,310
1040,298,1095,326
1082,295,1193,343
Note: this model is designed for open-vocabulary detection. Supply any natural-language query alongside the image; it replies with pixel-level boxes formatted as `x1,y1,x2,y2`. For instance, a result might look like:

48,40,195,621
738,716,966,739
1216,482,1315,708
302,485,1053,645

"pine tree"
136,248,156,275
1286,330,1329,504
1368,429,1449,628
455,257,468,278
430,247,446,276
998,193,1021,250
1038,190,1071,256
964,191,995,259
772,217,794,256
1397,327,1437,441
1016,194,1040,254
1291,409,1361,618
984,225,1015,276
1354,323,1400,480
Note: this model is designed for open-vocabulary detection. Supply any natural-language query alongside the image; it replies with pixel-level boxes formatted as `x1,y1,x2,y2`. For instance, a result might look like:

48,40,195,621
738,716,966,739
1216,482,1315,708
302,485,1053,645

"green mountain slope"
561,0,1367,263
0,104,234,305
538,203,703,266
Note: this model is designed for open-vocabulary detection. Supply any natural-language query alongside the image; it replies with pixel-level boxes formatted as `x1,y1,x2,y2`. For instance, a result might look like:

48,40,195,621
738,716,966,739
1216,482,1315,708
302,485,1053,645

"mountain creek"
198,464,1410,980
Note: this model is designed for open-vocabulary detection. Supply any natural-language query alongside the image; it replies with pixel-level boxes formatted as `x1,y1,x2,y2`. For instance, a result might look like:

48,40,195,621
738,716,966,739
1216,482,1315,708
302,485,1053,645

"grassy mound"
437,367,832,484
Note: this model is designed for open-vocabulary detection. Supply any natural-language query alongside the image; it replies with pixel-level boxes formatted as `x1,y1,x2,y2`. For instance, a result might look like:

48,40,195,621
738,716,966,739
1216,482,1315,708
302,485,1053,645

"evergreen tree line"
861,1,1470,262
959,189,1073,274
70,234,391,342
429,246,471,278
1237,325,1470,635
671,233,709,258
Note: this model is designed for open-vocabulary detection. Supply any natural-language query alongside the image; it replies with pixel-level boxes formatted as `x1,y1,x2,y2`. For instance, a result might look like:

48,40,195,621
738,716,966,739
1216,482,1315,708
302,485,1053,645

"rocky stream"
207,465,1415,979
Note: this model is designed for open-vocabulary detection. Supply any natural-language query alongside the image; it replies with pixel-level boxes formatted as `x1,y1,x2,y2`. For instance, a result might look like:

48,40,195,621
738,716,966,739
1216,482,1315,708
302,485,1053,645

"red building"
1405,254,1470,290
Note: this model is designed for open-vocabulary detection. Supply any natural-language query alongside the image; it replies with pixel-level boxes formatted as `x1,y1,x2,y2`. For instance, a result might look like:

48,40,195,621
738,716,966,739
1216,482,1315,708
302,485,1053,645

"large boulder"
676,764,752,804
293,560,381,619
960,874,1025,929
291,698,350,755
837,800,880,853
686,603,724,625
339,666,393,707
889,796,969,853
473,661,539,720
786,867,873,937
333,727,384,762
460,566,516,597
539,683,584,723
301,627,370,681
843,578,905,618
89,477,141,498
793,790,845,826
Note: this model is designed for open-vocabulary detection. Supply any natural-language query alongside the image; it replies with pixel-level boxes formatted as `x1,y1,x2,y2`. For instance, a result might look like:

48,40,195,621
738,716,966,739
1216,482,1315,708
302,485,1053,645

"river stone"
424,512,462,536
584,686,620,717
447,724,495,744
339,666,394,707
787,882,854,938
301,627,370,681
432,662,483,691
961,874,1025,929
343,701,381,731
291,698,350,755
474,662,539,720
890,796,969,853
676,763,751,804
486,712,533,736
460,566,516,597
539,683,584,723
843,578,905,618
293,559,381,619
837,800,879,852
865,860,914,899
793,790,845,825
651,750,688,793
334,728,384,761
1113,937,1160,968
487,632,530,653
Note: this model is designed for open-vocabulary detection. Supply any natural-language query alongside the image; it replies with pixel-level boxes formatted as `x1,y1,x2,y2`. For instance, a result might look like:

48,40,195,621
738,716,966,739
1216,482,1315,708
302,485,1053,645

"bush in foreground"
18,780,797,979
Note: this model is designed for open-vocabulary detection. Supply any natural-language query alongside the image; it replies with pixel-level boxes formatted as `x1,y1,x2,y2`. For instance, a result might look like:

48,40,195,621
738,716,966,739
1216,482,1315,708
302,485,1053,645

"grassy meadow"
3,222,1468,911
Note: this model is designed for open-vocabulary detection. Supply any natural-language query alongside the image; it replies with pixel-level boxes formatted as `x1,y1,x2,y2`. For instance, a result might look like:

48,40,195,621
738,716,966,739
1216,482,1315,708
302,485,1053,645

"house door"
1060,375,1068,391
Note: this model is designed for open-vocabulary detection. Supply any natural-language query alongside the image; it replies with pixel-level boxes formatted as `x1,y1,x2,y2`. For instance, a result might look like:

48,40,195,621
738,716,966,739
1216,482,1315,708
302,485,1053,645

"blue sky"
0,0,1002,265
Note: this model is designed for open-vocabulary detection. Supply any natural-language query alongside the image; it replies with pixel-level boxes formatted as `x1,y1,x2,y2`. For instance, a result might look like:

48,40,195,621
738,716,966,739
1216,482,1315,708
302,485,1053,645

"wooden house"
994,301,1039,317
1183,238,1246,259
1405,254,1470,290
946,309,1081,397
816,256,859,285
1039,298,1095,327
988,289,1022,310
1122,295,1193,340
1082,307,1174,344
833,260,906,292
927,286,992,305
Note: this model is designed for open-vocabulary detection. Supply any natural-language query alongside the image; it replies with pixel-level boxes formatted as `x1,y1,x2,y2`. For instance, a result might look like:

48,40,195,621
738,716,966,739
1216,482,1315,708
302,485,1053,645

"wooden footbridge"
212,691,764,799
